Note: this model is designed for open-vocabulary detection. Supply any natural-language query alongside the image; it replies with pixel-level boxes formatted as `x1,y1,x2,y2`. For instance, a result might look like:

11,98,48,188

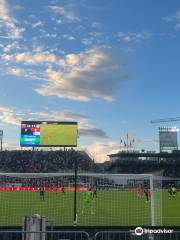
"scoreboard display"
20,121,78,147
159,127,178,151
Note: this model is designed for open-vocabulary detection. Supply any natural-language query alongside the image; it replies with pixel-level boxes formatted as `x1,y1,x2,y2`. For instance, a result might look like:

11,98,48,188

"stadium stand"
0,149,180,177
106,158,180,177
0,150,96,172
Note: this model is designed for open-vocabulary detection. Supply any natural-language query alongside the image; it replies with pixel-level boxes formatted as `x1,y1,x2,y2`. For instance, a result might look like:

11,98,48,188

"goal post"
150,174,162,226
0,173,162,227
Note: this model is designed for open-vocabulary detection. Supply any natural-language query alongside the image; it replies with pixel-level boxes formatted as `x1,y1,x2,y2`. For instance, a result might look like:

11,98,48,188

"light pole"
0,130,3,152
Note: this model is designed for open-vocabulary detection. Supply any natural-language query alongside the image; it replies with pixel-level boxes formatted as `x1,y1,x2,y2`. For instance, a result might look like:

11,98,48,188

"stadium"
0,1,180,239
0,122,179,240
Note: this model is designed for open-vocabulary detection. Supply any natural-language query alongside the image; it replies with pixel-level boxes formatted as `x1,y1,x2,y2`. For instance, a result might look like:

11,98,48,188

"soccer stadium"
0,122,179,239
1,0,180,239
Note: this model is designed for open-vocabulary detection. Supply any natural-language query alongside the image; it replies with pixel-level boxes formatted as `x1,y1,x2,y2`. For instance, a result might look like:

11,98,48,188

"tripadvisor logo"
135,227,144,236
134,227,174,236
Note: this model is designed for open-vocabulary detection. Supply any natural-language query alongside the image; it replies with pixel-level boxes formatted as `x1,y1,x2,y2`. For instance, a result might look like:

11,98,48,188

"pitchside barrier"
0,231,90,240
0,173,163,227
0,230,180,240
94,230,180,240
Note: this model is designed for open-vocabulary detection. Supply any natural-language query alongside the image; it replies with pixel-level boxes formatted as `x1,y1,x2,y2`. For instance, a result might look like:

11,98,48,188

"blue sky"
0,0,180,161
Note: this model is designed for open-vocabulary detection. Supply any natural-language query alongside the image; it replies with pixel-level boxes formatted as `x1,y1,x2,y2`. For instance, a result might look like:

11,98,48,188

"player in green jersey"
81,188,94,215
171,186,177,198
169,185,177,199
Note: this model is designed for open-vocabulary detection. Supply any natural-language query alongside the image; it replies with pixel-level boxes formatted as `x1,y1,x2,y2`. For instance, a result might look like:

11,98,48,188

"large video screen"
20,121,78,147
159,131,177,149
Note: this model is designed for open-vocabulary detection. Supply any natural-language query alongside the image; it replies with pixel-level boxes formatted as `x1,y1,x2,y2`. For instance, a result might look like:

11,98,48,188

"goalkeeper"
82,188,94,215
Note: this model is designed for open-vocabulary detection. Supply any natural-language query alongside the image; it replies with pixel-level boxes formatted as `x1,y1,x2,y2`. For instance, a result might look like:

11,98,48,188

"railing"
94,230,180,240
0,230,90,240
0,230,180,240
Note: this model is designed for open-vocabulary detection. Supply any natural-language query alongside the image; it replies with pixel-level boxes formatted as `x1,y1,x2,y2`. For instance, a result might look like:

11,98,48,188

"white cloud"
86,142,120,163
162,16,174,22
12,5,24,11
0,0,12,23
162,10,180,30
4,66,48,81
32,43,44,53
79,128,109,139
85,133,142,162
32,21,44,29
89,31,103,38
81,38,93,45
7,67,24,76
91,22,102,29
0,106,21,125
63,34,76,41
14,52,57,64
36,48,129,101
117,31,152,43
2,47,129,102
48,5,80,22
0,0,25,39
2,53,13,61
64,53,80,65
3,41,21,53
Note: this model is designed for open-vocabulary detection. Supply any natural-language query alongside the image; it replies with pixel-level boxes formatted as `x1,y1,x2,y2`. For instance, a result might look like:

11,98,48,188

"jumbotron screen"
20,121,78,147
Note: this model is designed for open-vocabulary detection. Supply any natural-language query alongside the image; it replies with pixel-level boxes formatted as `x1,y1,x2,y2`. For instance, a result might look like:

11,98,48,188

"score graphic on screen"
20,121,78,147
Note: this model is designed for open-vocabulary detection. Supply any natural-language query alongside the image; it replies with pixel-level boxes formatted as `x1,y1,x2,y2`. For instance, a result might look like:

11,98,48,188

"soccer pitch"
0,190,179,226
40,124,77,146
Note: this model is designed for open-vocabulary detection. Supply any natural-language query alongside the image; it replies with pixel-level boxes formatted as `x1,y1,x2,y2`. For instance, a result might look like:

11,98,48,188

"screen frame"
20,121,78,147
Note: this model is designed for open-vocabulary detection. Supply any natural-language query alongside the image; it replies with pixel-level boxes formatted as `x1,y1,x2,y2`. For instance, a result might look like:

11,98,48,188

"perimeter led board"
20,121,78,147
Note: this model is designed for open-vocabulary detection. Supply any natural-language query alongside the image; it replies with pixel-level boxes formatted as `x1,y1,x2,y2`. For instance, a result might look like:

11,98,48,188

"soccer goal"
0,173,162,227
76,173,162,226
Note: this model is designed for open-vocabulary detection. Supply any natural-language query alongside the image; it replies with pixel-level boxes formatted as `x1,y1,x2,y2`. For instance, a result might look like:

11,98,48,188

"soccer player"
92,188,97,198
137,186,144,197
172,186,177,198
61,186,66,194
168,185,173,199
169,185,177,199
81,188,94,215
144,188,150,202
39,186,45,201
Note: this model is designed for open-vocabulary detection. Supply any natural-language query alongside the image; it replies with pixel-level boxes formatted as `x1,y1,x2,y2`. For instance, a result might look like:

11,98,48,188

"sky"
0,0,180,162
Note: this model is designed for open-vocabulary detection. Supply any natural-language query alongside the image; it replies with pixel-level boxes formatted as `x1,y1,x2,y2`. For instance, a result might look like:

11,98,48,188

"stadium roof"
108,151,180,158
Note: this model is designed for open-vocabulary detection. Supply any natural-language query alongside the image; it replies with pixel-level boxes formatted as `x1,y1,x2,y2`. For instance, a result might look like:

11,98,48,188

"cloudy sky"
0,0,180,162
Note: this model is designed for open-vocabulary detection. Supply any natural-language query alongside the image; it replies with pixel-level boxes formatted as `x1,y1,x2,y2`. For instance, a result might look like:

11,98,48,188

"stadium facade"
108,150,180,163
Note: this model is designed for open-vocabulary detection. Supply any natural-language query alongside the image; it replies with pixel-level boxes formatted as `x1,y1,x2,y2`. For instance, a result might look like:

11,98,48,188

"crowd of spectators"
0,150,96,173
0,150,180,177
106,159,180,177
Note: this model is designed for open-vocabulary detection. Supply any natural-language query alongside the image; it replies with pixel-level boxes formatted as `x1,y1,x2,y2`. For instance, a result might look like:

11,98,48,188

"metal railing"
94,230,180,240
0,230,90,240
0,230,180,240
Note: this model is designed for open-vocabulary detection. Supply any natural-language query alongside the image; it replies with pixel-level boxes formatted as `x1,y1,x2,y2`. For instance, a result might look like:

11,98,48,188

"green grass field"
0,190,179,226
40,124,77,146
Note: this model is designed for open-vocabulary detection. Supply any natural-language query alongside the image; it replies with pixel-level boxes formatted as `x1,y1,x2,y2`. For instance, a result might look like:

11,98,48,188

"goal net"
0,173,162,227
